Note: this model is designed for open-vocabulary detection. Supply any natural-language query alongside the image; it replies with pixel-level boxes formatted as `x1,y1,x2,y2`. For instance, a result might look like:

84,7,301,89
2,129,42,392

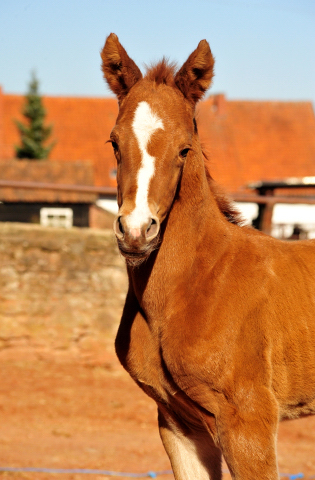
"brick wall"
0,223,128,360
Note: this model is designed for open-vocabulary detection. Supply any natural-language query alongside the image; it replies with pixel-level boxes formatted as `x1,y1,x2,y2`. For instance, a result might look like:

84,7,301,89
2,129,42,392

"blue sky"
1,0,315,105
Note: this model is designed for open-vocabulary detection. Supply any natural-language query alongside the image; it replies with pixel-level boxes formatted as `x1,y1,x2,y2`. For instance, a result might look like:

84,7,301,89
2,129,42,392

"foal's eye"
111,141,119,153
180,148,190,159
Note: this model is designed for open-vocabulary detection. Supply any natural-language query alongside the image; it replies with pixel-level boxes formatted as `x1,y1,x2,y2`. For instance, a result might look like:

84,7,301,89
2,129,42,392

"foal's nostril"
146,218,154,232
146,217,159,239
114,216,125,239
117,216,124,235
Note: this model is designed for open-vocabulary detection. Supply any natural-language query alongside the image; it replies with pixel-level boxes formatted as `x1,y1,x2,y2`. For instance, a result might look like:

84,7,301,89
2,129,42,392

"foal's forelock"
124,101,164,236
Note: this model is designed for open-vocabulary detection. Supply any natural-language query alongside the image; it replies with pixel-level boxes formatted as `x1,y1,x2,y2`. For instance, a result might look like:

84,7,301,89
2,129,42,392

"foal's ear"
101,33,142,103
174,40,214,105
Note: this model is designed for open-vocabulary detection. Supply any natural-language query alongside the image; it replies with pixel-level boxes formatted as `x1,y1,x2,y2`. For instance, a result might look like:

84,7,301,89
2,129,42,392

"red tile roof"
0,88,118,189
197,95,315,192
1,87,315,195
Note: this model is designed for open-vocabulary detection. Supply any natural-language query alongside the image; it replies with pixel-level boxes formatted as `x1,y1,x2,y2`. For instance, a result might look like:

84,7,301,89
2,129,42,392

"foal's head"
101,34,214,266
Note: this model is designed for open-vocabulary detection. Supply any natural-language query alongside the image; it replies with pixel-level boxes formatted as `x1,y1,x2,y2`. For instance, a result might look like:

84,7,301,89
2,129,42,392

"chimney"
213,93,226,116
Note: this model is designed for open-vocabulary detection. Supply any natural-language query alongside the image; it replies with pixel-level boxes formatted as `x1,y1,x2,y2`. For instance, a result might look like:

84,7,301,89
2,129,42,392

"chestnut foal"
101,33,315,480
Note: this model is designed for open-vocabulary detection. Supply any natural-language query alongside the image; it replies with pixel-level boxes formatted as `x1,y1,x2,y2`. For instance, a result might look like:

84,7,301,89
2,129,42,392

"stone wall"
0,223,128,360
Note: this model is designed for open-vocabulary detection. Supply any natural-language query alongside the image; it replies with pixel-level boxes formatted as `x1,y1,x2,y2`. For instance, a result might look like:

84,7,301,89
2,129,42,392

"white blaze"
126,101,164,231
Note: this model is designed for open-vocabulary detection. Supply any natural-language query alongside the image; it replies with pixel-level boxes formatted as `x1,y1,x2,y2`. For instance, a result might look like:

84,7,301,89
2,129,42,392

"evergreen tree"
15,72,55,159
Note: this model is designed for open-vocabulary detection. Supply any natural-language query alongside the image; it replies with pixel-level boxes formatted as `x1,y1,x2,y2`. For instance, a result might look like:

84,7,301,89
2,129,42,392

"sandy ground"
0,341,315,480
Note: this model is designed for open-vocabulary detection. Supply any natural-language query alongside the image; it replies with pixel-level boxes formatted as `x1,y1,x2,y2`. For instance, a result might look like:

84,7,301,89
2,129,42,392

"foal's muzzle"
113,214,160,260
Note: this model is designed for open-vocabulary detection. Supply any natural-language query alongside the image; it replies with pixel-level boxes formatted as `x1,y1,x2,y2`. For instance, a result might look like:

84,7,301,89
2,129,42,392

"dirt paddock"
0,339,315,480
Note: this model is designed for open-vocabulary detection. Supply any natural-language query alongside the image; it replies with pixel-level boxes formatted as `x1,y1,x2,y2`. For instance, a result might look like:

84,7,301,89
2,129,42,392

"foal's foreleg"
158,406,222,480
217,393,279,480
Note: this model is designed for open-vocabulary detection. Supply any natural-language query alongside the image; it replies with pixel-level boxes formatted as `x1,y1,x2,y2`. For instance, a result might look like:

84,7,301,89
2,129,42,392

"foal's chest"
116,303,184,404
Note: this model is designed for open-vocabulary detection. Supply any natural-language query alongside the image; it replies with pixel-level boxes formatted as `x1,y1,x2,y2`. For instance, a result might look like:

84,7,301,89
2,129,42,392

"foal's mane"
204,163,244,226
145,60,243,227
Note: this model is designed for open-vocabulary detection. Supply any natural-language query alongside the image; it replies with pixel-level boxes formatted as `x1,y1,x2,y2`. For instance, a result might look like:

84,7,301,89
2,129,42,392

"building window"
40,207,73,228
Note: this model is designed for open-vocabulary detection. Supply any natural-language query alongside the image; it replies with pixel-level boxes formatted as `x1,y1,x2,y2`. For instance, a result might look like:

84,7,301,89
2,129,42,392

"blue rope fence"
0,466,313,479
0,467,171,477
